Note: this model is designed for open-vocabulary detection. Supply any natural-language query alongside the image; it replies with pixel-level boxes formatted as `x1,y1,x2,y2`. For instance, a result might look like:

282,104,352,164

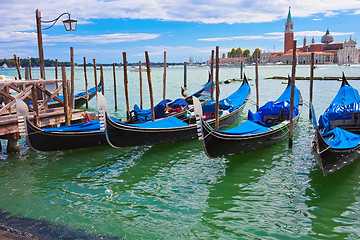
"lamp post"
35,9,77,80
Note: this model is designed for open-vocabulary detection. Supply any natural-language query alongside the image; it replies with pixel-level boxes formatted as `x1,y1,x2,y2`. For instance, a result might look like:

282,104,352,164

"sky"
0,0,360,63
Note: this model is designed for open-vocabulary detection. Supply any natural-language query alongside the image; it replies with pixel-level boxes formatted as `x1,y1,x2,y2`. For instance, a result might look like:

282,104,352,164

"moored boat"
16,79,216,151
104,78,251,148
312,74,360,176
193,78,301,158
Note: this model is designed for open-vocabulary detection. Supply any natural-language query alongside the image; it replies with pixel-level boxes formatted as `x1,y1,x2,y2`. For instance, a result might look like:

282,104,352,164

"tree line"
0,58,73,68
227,47,262,62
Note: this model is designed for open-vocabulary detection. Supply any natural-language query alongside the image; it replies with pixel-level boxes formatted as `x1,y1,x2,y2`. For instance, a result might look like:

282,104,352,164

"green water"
0,64,360,239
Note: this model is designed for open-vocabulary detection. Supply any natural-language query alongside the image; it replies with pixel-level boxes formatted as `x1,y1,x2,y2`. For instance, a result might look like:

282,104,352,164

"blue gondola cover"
322,127,360,149
248,85,300,127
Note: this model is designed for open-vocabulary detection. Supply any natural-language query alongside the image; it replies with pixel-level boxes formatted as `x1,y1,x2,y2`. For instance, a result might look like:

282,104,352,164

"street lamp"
35,9,77,79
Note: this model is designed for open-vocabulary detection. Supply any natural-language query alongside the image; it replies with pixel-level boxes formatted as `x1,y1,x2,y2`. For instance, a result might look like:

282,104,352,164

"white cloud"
0,31,159,48
45,33,160,44
324,11,339,17
312,18,322,21
0,0,360,33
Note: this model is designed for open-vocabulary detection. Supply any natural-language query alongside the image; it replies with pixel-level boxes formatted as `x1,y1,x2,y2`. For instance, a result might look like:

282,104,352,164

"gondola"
312,74,360,176
128,73,214,123
104,78,251,148
193,78,301,158
15,79,214,151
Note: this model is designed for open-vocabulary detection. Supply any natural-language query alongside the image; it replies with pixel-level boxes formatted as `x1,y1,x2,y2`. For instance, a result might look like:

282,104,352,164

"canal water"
0,64,359,239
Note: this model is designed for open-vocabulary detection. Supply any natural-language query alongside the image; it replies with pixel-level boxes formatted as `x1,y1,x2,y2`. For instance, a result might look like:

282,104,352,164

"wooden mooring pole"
100,64,105,95
28,57,32,79
93,59,98,97
55,59,58,89
123,52,130,120
163,51,167,100
145,51,155,121
184,62,187,88
255,50,259,111
289,40,297,148
113,63,118,110
210,50,214,99
83,57,89,108
240,60,243,79
13,54,22,79
215,46,220,130
70,47,75,109
139,61,143,109
61,66,71,126
309,52,314,119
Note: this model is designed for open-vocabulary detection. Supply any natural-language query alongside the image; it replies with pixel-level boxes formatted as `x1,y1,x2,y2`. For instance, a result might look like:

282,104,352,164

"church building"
261,7,360,64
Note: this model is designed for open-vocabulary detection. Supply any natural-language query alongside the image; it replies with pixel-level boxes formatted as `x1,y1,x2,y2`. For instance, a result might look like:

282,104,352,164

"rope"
273,122,294,141
247,99,258,107
302,101,310,109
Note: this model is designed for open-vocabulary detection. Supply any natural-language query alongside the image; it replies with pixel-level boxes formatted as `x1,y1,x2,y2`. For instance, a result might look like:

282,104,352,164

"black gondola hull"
25,118,107,151
105,105,245,148
201,115,300,158
312,128,360,176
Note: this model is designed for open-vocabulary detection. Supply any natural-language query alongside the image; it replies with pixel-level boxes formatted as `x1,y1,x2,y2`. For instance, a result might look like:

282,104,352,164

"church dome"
321,29,334,44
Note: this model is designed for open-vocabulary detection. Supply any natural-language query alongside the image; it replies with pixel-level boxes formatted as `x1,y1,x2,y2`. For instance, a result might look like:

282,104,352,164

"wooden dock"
0,68,88,152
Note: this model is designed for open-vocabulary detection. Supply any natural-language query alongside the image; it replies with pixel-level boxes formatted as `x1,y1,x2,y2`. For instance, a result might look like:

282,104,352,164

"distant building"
206,57,247,66
189,57,194,65
261,7,360,64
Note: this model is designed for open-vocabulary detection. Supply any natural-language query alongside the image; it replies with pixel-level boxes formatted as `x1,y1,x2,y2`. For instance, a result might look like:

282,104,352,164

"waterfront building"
260,8,360,64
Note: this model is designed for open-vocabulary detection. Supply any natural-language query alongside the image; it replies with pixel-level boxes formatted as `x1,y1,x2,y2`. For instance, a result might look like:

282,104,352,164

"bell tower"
284,7,294,53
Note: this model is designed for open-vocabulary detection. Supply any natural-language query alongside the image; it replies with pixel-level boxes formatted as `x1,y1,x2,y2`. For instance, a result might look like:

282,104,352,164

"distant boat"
1,63,9,68
129,67,149,72
0,75,15,81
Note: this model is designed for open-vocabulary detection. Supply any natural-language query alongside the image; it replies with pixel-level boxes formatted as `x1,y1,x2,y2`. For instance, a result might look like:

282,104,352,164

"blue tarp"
331,85,360,105
191,80,213,97
202,82,250,113
133,98,189,123
222,120,270,135
323,127,360,149
121,116,189,128
226,83,251,109
43,120,102,132
276,84,300,107
318,85,360,132
247,85,300,127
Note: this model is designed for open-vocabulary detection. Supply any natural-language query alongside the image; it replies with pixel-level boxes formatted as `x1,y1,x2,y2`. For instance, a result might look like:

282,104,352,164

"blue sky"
0,0,359,63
